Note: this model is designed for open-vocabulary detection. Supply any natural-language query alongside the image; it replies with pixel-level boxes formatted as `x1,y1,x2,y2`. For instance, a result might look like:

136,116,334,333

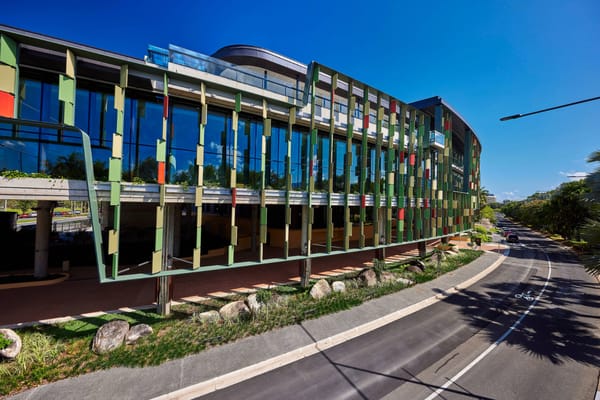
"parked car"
507,233,519,243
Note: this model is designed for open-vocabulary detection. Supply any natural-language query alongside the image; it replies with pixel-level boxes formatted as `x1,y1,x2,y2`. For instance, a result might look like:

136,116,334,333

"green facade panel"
0,34,17,67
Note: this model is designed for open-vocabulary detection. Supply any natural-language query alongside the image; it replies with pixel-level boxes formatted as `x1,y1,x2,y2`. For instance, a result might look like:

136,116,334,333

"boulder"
407,264,424,274
268,293,288,307
359,269,377,287
219,300,251,321
0,328,22,360
380,271,397,284
197,310,221,323
125,324,153,345
92,320,129,354
310,279,332,300
332,281,346,293
396,277,415,286
246,293,262,313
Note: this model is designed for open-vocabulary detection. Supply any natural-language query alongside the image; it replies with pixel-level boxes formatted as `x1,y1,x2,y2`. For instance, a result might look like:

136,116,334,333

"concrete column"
300,205,311,287
157,205,175,315
301,205,309,255
34,201,53,278
418,240,427,257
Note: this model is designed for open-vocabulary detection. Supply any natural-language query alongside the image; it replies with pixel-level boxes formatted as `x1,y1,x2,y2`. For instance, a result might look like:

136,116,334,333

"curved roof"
410,96,481,148
212,44,307,78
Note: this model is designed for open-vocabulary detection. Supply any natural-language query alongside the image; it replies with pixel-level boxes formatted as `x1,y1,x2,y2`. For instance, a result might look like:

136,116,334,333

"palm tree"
479,187,490,207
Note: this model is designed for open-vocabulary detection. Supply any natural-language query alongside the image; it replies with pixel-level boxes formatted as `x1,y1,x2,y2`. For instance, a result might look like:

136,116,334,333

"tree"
479,187,490,207
546,180,591,240
47,152,86,180
581,150,600,274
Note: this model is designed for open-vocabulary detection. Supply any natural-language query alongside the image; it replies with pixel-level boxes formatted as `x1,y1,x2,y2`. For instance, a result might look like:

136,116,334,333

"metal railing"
0,116,105,278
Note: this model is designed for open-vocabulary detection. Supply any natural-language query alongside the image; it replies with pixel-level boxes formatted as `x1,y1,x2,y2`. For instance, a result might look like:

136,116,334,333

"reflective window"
333,138,345,192
267,124,287,189
315,135,329,191
204,110,230,187
350,142,361,193
169,103,200,184
366,147,376,193
18,78,60,141
291,127,308,190
380,149,387,194
75,87,116,147
237,116,262,188
121,96,162,182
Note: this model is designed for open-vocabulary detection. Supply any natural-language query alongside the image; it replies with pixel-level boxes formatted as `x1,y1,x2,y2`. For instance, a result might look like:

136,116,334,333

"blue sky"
3,0,599,201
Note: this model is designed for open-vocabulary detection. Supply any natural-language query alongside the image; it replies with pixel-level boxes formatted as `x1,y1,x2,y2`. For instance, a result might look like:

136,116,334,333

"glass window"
366,146,376,193
291,127,308,190
237,116,262,188
75,87,116,147
121,97,162,182
169,103,200,184
315,134,329,191
350,142,361,193
333,138,345,192
380,149,387,194
0,139,38,173
204,109,230,187
18,79,60,141
267,124,287,189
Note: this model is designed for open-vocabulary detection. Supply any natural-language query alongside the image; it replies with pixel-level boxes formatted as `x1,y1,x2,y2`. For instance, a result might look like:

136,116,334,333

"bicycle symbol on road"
515,290,535,301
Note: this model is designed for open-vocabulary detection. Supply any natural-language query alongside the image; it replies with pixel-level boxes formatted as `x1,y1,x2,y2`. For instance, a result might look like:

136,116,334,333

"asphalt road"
197,221,600,400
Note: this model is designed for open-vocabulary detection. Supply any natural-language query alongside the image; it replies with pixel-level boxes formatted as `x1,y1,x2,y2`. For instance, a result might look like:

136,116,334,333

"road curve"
197,222,600,400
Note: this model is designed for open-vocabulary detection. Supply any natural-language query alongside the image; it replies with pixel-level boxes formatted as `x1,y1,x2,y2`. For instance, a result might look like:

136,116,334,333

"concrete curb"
152,248,509,400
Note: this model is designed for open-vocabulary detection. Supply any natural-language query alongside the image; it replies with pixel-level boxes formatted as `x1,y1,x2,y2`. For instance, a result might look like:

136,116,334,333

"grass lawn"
0,249,483,396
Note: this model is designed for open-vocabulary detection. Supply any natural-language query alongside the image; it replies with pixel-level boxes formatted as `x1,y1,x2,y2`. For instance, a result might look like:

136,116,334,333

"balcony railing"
429,130,445,149
148,44,303,100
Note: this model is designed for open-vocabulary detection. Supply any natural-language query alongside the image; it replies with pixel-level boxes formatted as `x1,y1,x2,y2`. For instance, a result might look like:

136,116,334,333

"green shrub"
256,289,272,304
0,333,11,350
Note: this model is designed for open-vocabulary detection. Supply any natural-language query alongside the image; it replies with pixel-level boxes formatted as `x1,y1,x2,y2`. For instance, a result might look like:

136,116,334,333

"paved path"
1,240,491,328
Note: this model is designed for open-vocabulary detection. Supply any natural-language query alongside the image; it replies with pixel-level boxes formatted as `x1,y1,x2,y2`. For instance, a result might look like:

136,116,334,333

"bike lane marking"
423,247,552,400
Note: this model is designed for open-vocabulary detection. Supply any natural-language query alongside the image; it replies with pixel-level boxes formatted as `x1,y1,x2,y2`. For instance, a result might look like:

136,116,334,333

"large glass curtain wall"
3,74,394,197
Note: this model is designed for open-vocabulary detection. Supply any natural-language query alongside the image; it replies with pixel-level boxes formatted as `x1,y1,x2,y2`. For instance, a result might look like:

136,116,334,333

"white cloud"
500,190,523,201
559,171,588,181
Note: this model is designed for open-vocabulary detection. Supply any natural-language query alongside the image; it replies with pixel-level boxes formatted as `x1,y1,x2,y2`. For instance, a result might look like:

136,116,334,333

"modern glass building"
0,25,482,285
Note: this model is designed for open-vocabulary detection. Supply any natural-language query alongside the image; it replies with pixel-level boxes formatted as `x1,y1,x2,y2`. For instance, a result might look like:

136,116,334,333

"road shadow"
440,231,600,367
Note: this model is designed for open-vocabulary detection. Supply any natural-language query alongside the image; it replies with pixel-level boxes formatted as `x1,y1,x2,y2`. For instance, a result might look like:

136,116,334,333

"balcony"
147,44,302,100
429,130,445,150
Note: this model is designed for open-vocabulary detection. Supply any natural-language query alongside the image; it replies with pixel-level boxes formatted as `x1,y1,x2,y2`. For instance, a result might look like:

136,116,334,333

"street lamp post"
500,96,600,121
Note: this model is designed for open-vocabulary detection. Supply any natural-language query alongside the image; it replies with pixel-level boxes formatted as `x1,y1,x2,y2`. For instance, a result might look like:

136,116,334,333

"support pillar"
34,201,53,279
299,258,312,288
418,240,427,257
378,207,386,244
157,204,175,315
300,205,311,287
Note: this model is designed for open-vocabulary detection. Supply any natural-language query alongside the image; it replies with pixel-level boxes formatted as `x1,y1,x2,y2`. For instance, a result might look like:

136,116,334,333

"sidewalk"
7,242,508,400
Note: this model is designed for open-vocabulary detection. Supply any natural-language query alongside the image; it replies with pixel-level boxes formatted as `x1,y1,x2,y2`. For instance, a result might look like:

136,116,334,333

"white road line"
152,251,509,400
423,249,552,400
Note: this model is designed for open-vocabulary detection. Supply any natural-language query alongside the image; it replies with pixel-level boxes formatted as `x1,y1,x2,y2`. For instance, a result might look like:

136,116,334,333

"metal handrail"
0,116,106,279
